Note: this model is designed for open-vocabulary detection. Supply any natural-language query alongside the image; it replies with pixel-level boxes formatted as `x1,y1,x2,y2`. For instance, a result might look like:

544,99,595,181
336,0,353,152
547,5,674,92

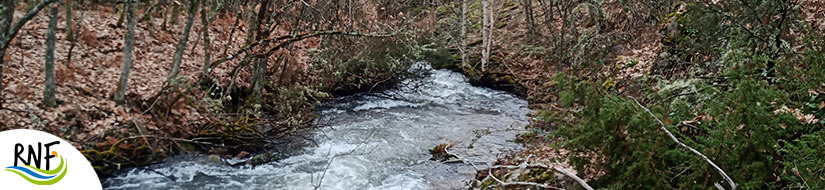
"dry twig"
632,98,736,190
445,148,593,190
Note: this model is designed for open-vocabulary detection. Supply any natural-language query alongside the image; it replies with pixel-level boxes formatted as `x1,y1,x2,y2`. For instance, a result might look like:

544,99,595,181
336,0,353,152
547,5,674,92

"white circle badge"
0,129,102,189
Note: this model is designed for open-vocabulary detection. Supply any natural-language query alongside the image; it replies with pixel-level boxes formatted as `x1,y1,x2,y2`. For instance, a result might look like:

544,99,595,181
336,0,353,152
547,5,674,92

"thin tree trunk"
115,0,136,104
481,0,489,72
199,0,212,78
276,54,289,87
161,0,169,30
251,57,266,100
486,0,495,72
141,1,158,37
66,0,85,65
251,0,270,101
564,1,576,39
226,57,251,97
523,0,535,39
147,12,156,37
116,3,126,27
0,0,15,106
537,0,553,34
65,0,73,41
167,0,199,85
169,2,181,26
460,0,467,68
222,1,244,57
1,0,59,107
489,0,496,71
140,0,159,22
44,5,58,107
244,0,259,45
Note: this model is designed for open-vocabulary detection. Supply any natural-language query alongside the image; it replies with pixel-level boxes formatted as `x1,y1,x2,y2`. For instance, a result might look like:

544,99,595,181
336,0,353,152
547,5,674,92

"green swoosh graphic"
23,156,64,175
5,159,68,185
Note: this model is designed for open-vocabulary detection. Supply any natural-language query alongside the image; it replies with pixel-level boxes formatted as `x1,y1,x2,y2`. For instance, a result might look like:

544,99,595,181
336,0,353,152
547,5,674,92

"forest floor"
0,0,437,176
0,2,323,174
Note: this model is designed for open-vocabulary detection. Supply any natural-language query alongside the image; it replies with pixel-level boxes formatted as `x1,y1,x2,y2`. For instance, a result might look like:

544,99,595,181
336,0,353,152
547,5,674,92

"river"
103,63,530,190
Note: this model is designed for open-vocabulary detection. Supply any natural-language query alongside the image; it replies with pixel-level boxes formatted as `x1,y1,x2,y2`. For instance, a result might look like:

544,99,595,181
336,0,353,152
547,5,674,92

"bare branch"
207,31,394,74
311,126,378,190
486,164,594,190
632,98,736,190
487,167,563,190
1,0,59,50
445,147,593,190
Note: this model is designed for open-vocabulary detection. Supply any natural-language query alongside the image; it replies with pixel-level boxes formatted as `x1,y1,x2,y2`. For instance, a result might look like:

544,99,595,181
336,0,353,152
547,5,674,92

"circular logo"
0,129,101,189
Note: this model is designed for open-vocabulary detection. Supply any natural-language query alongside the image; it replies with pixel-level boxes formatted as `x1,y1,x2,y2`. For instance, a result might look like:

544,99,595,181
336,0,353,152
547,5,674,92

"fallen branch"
487,168,563,190
443,145,480,171
486,164,593,190
632,98,736,190
444,148,593,190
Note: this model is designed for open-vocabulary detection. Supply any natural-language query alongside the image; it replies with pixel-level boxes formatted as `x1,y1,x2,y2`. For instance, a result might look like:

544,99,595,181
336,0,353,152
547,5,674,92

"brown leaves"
79,25,100,47
105,136,119,145
774,105,820,124
1,6,240,148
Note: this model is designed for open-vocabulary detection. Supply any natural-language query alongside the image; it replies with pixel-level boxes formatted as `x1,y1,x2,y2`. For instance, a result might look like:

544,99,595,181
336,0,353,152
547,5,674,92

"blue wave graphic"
4,166,58,180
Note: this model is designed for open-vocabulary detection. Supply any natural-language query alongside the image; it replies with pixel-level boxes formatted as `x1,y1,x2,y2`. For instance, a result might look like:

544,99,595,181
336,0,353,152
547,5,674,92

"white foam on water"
352,99,423,111
104,63,529,190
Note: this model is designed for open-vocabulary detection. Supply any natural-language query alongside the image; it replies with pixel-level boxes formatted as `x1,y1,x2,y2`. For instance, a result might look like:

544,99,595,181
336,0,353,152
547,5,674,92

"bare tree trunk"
251,57,266,100
566,3,576,39
140,0,158,22
276,54,288,87
167,0,199,85
66,1,85,65
169,2,181,26
115,0,136,105
0,0,15,106
161,0,169,30
222,0,244,57
199,1,212,78
244,0,259,45
486,0,495,72
44,5,58,107
1,0,59,107
65,0,73,41
142,0,159,37
250,0,270,101
523,0,536,39
481,0,489,72
537,0,553,33
116,3,126,27
460,0,467,68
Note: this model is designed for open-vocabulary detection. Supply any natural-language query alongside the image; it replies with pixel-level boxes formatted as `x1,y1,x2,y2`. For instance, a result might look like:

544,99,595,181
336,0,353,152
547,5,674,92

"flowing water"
103,64,530,190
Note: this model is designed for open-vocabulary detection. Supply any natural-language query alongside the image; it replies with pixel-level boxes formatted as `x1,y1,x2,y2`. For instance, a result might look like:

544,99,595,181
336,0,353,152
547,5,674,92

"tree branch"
632,98,736,190
1,0,59,50
207,30,393,74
